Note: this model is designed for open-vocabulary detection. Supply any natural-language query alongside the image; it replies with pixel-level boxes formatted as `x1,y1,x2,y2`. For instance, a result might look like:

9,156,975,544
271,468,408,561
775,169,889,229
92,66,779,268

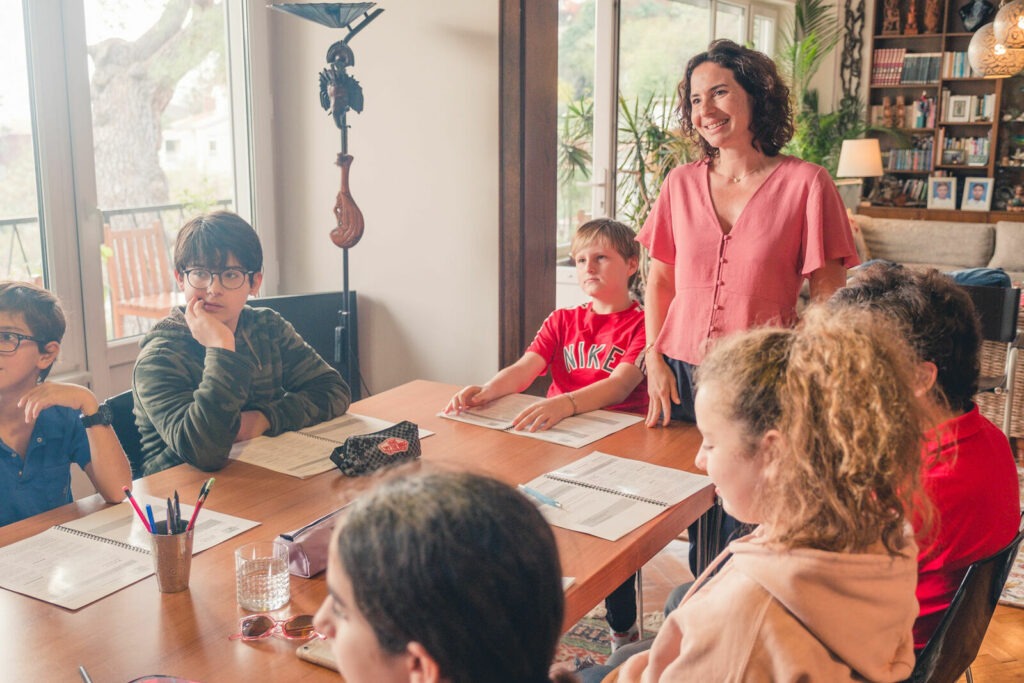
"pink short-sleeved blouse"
636,155,860,365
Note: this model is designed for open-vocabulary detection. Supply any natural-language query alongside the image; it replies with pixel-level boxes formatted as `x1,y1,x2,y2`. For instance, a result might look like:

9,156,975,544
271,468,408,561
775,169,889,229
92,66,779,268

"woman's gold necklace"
713,162,764,184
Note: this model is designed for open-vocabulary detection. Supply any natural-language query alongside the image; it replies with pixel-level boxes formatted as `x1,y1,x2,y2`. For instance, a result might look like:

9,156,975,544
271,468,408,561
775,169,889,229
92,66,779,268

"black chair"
107,389,145,480
906,512,1024,683
960,285,1021,437
251,291,360,400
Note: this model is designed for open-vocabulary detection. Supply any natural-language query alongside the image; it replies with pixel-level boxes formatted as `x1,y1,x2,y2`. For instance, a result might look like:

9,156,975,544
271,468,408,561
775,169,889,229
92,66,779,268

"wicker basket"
975,340,1024,438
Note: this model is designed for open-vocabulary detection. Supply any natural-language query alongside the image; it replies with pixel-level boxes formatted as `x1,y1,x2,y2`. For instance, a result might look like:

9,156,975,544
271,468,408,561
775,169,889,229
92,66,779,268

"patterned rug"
997,464,1024,608
554,607,665,669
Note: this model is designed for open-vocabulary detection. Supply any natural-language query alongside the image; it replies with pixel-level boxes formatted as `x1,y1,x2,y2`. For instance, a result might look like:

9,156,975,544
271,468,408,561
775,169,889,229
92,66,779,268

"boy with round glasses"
132,211,351,475
0,281,131,525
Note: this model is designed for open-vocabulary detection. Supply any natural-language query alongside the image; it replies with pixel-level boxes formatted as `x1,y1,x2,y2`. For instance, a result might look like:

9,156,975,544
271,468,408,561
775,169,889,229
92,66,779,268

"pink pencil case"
278,503,352,578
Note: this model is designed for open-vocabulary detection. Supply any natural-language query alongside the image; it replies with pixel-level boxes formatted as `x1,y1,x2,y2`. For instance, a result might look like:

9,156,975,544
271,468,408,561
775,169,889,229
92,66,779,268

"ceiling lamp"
995,0,1024,48
967,22,1024,76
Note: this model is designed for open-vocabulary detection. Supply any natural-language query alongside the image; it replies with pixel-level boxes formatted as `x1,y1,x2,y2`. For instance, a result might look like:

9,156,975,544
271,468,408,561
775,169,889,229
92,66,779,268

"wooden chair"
104,221,183,337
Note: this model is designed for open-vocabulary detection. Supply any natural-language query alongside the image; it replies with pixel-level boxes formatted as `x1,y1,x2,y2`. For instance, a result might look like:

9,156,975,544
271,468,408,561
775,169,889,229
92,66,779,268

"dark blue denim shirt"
0,405,90,526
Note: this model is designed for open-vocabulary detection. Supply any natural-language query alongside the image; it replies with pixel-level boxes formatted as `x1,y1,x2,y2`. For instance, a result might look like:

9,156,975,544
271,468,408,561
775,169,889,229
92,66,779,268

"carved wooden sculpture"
924,0,941,32
331,154,364,249
883,0,902,33
905,0,919,34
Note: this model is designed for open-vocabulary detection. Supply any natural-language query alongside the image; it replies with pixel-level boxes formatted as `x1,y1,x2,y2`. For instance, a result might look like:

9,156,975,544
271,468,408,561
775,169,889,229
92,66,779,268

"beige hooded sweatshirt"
618,532,919,682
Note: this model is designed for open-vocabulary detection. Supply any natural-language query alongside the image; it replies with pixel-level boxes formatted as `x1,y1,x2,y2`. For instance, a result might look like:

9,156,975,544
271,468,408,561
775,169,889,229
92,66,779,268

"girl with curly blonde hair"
614,307,928,681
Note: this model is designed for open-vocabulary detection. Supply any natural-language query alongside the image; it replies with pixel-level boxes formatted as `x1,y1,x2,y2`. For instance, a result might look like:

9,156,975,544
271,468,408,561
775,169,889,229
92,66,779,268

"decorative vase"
960,0,996,31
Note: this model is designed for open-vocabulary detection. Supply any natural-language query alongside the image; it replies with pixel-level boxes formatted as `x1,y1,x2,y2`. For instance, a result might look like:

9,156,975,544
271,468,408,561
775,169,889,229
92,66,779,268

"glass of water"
235,541,290,611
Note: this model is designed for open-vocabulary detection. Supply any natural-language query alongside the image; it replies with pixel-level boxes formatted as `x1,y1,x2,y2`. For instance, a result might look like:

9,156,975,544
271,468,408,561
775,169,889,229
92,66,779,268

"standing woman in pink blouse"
637,39,859,576
639,39,859,427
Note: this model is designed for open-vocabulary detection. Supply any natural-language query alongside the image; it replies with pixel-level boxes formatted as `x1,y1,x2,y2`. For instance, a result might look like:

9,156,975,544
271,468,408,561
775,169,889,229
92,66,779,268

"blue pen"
145,504,157,534
517,484,565,510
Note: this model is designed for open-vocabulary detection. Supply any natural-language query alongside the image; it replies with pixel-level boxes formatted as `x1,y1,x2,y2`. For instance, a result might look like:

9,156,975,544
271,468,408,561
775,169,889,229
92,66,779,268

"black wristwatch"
81,402,114,429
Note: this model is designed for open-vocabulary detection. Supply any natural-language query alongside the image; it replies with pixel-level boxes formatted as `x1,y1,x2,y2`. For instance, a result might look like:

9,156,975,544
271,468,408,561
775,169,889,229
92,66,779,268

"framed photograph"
947,95,972,123
961,177,994,211
927,177,957,209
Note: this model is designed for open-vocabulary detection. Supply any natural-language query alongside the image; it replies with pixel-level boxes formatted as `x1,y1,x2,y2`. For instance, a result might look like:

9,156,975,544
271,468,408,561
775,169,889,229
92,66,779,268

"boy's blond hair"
0,281,65,381
570,219,640,286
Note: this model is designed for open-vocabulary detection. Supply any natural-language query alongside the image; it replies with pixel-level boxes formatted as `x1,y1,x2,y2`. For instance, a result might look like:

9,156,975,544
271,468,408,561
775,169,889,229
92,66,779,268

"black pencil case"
329,421,421,476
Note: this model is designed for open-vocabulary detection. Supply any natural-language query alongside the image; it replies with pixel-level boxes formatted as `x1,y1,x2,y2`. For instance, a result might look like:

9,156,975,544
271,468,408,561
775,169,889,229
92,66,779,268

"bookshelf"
865,0,1024,215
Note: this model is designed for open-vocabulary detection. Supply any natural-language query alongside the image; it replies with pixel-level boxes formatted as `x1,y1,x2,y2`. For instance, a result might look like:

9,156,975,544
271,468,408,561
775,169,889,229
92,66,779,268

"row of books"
871,49,939,85
938,131,991,165
941,51,981,79
870,49,981,85
896,177,928,204
885,145,935,171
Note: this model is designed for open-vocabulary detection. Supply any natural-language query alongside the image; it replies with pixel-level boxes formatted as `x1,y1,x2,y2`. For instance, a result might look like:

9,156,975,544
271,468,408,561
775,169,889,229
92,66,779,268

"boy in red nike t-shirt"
445,217,648,649
445,218,647,429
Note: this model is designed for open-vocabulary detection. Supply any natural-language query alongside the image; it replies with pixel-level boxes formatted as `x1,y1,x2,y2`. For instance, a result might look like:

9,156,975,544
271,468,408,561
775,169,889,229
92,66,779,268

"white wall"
266,1,501,394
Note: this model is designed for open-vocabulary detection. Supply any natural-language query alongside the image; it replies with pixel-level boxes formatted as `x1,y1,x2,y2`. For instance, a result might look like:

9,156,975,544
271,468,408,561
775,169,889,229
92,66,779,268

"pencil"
185,478,215,532
123,486,151,533
145,504,157,534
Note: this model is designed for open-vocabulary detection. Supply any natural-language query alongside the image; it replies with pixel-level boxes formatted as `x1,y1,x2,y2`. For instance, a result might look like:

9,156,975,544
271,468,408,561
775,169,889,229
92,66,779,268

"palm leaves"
778,0,842,112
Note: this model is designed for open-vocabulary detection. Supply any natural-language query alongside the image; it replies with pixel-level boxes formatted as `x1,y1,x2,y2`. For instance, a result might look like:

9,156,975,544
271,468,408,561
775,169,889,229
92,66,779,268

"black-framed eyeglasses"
0,331,45,354
182,267,255,290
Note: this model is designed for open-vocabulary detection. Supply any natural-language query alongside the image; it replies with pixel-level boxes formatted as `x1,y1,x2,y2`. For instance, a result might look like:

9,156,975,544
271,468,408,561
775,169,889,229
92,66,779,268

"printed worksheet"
440,394,642,448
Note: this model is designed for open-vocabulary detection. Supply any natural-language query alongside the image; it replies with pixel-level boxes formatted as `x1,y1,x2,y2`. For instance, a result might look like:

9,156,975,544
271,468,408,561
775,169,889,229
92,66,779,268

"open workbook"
0,494,258,610
229,413,434,478
439,393,642,448
522,451,712,541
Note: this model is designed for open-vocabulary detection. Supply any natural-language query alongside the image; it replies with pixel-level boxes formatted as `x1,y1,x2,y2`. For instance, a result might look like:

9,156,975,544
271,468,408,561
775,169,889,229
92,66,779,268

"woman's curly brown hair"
697,307,930,556
677,39,794,159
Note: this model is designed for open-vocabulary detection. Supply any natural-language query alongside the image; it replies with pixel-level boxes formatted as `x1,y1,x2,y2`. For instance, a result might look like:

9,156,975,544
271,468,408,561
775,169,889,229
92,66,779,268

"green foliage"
777,0,841,113
616,94,695,233
616,94,695,294
558,98,594,187
777,0,880,175
788,94,872,176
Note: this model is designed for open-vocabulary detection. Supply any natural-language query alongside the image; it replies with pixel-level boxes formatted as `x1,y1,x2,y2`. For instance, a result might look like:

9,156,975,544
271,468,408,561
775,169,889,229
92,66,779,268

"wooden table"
0,380,710,682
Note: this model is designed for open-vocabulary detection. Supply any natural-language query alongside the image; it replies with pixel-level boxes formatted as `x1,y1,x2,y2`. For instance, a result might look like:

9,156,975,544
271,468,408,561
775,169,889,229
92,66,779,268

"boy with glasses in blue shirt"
0,281,131,525
132,211,351,475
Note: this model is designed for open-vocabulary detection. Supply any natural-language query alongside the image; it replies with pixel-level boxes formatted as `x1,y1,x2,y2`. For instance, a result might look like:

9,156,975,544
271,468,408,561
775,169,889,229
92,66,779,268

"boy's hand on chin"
184,296,235,350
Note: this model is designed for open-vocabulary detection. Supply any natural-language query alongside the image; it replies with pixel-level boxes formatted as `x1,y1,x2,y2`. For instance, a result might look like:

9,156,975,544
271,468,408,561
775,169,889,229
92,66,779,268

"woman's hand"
511,395,574,432
645,353,679,427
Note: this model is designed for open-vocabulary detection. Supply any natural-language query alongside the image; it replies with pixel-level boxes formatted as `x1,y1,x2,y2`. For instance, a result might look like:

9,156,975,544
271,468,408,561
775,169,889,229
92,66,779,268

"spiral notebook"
0,494,257,610
439,393,642,448
521,451,712,541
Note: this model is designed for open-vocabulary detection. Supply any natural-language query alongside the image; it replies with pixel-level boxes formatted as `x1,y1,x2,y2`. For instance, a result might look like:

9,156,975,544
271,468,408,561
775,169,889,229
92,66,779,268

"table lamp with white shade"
836,138,885,207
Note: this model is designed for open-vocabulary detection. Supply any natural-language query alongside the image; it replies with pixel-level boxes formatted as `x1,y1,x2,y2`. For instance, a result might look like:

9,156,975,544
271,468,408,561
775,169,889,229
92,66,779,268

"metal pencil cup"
150,521,194,593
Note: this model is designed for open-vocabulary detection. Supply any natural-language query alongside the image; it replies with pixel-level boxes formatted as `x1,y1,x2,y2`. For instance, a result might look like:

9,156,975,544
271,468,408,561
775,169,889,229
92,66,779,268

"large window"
556,0,787,264
1,0,260,394
0,1,44,285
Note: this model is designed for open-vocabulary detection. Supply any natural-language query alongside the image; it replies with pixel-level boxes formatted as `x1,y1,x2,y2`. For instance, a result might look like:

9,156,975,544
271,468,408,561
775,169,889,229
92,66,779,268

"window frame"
17,0,272,398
